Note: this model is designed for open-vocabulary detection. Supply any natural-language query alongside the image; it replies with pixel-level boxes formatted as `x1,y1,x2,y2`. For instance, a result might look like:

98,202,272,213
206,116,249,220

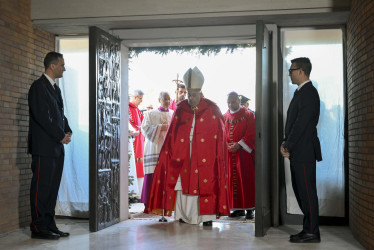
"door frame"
87,24,280,234
255,20,275,237
277,25,348,226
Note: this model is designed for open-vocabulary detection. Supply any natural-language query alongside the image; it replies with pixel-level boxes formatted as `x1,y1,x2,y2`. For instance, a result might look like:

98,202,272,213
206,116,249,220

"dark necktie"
54,84,60,95
54,84,62,103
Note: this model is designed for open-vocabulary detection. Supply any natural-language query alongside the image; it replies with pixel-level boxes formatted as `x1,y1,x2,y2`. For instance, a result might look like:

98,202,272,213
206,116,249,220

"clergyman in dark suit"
28,52,72,239
280,57,322,243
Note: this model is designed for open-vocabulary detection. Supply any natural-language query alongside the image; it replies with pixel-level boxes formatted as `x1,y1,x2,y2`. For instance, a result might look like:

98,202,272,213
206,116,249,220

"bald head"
227,91,240,112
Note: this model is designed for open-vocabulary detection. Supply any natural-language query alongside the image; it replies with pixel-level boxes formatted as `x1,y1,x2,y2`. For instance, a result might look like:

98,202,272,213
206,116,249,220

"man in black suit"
28,52,72,239
280,57,322,243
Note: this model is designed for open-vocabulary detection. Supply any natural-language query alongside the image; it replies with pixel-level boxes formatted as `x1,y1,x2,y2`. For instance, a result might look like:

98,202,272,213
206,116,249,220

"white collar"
229,107,241,114
297,80,310,91
43,73,56,87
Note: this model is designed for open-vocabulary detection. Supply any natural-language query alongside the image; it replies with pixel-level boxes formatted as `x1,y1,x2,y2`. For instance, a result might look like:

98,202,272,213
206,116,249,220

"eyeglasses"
288,68,300,74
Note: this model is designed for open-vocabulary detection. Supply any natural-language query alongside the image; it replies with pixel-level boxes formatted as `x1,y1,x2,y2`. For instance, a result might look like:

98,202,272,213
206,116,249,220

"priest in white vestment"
140,91,174,205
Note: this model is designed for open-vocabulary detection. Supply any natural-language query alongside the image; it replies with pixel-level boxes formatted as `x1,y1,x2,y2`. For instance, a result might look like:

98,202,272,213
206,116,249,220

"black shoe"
245,210,254,220
50,228,70,237
203,221,212,226
179,218,186,223
159,217,168,222
31,230,60,240
290,230,305,240
290,233,321,243
229,210,245,217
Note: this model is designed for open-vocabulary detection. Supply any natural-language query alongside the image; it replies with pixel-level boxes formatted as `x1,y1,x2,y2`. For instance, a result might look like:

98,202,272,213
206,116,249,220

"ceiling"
34,11,350,33
32,8,350,47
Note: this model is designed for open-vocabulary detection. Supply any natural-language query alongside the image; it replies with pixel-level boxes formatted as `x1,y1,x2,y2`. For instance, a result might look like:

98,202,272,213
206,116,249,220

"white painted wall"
31,0,350,20
116,25,256,47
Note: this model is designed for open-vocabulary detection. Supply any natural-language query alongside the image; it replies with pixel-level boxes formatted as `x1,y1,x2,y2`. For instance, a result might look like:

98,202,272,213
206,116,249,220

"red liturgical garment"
145,98,230,217
129,102,145,178
223,106,255,209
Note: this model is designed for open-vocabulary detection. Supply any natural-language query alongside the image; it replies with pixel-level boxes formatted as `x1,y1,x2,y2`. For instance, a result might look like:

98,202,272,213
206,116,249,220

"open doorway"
55,37,259,227
128,47,256,114
127,46,257,224
56,37,89,219
56,25,346,235
279,27,346,224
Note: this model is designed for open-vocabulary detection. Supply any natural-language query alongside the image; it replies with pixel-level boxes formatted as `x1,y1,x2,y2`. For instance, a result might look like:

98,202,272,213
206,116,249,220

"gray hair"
159,91,170,100
132,89,144,97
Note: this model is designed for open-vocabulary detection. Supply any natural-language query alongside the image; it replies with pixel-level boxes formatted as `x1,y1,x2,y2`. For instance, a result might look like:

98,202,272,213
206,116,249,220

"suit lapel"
41,75,62,106
289,81,312,105
297,81,312,95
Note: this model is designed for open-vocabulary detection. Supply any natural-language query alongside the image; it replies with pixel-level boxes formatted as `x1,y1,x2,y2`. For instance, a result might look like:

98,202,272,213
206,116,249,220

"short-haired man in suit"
28,52,72,239
280,57,322,243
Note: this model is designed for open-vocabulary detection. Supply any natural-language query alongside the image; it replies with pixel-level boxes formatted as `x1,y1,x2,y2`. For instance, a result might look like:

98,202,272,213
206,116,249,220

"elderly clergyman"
129,89,145,197
145,67,230,226
140,91,174,207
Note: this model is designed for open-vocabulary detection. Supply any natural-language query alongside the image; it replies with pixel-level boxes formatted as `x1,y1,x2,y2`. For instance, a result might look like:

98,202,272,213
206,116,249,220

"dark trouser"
30,152,64,232
290,160,320,235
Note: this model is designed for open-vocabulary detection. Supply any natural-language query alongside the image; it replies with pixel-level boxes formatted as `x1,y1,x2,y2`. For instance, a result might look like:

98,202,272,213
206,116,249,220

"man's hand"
129,130,140,136
280,142,290,158
61,133,72,144
160,124,168,131
227,142,241,153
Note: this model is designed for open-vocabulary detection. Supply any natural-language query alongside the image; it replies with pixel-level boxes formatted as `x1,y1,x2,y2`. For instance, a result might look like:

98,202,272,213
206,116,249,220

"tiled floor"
0,212,364,250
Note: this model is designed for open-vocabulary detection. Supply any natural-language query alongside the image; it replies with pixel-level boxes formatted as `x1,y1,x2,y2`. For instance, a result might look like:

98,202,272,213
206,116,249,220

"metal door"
89,26,122,231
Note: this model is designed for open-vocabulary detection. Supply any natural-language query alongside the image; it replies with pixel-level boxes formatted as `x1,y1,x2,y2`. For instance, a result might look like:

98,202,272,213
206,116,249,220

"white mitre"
183,66,204,90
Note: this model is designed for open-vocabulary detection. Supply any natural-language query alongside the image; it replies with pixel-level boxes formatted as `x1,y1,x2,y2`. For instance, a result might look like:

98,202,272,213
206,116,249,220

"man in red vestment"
129,89,145,196
145,67,230,226
169,83,187,110
223,92,256,220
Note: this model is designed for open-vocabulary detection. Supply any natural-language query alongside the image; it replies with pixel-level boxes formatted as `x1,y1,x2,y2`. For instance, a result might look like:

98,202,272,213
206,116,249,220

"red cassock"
145,98,230,217
223,106,255,209
129,102,145,178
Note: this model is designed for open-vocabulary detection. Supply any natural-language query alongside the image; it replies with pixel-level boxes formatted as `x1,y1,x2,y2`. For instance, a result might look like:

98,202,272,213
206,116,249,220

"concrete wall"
346,0,374,248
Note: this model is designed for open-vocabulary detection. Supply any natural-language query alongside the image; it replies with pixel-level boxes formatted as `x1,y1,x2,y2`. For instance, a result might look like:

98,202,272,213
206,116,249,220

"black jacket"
284,81,322,162
28,74,72,157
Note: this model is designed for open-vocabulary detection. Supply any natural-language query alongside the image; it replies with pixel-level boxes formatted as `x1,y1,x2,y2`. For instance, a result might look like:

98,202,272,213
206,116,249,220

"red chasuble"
223,106,255,209
145,98,230,217
129,102,145,178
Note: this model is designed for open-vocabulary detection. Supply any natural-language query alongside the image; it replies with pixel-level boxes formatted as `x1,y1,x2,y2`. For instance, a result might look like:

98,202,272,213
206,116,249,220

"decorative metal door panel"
89,26,121,232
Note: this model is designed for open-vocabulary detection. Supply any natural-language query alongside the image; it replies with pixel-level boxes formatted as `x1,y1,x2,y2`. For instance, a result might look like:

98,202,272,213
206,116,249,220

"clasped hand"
61,132,72,144
160,123,168,131
280,142,290,158
227,142,241,153
129,130,140,136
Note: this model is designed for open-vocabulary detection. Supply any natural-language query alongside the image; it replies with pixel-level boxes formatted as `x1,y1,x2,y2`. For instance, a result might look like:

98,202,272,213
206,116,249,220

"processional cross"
172,74,184,102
